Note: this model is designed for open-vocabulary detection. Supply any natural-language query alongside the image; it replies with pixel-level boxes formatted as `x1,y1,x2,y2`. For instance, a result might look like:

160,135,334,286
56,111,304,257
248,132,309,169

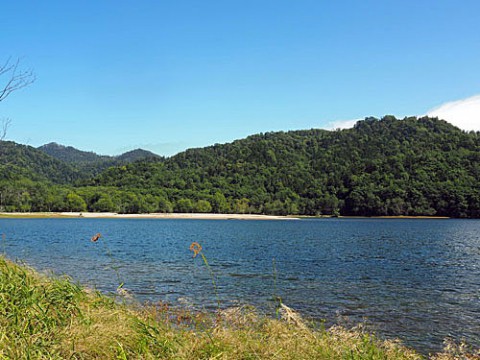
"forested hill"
87,116,480,217
0,141,162,212
116,149,162,163
0,141,80,183
1,116,480,217
38,143,160,164
37,142,162,178
38,143,112,164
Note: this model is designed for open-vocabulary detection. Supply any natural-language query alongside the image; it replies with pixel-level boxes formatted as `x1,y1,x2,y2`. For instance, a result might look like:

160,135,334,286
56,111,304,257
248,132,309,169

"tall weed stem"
272,258,282,316
91,233,124,291
190,242,220,309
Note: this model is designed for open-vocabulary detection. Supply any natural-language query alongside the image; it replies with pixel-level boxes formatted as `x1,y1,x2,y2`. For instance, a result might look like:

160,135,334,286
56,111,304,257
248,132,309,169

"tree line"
1,115,480,217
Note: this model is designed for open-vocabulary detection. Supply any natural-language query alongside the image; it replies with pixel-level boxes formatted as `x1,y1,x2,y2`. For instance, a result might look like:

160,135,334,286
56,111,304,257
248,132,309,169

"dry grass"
1,257,478,359
429,339,480,360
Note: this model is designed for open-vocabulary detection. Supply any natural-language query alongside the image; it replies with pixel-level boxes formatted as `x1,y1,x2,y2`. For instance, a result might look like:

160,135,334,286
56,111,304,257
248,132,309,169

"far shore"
299,215,450,219
0,212,452,220
0,212,299,220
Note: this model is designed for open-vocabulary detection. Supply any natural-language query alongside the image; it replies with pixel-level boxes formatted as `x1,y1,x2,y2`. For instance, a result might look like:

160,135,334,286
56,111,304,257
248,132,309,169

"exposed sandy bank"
0,212,299,220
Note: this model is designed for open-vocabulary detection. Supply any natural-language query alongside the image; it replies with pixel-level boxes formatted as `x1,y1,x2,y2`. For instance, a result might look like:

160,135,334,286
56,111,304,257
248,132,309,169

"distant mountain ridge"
38,142,160,164
0,141,81,183
0,141,162,185
36,142,162,178
116,148,161,163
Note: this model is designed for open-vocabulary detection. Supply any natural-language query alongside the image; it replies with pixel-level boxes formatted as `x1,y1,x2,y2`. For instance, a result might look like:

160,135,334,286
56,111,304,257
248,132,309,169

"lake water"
1,217,479,354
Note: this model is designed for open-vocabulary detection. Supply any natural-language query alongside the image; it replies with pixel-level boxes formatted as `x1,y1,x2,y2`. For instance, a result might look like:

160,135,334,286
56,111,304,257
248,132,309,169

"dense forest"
1,116,480,217
37,142,162,178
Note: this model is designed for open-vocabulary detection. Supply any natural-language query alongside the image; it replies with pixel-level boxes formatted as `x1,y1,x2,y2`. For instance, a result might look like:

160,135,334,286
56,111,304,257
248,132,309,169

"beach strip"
0,212,299,220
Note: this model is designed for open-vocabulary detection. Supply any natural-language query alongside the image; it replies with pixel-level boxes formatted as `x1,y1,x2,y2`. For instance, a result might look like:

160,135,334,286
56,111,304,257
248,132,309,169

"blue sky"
1,0,479,156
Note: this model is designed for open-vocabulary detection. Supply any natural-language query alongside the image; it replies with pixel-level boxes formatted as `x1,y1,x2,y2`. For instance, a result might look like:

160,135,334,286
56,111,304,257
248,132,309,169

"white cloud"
324,95,480,132
426,95,480,131
327,118,359,130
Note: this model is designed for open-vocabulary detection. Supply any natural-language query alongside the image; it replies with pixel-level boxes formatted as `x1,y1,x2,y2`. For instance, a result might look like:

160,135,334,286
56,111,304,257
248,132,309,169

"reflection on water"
1,217,479,354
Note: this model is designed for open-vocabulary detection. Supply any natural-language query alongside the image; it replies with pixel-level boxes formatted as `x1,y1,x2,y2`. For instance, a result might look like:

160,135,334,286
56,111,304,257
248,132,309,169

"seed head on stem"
91,233,102,242
189,242,202,258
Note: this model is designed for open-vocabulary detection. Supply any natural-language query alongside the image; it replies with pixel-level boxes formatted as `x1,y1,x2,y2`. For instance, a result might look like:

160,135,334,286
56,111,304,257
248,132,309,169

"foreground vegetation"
1,257,477,359
2,116,480,217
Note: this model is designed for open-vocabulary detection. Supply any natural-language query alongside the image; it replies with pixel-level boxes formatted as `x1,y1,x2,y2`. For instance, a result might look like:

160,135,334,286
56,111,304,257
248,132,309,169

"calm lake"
1,217,479,354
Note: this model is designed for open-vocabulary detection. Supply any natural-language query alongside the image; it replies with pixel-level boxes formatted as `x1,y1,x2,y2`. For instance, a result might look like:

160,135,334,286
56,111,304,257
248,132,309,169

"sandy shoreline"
0,212,451,220
0,212,299,220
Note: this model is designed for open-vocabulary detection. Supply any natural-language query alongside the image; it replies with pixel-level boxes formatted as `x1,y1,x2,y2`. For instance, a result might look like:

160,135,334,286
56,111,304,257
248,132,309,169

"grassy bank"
0,257,475,359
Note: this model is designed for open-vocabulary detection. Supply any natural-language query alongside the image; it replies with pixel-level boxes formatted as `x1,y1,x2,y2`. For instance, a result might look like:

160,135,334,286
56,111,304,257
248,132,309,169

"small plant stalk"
2,233,5,255
272,258,282,317
190,242,220,310
199,252,220,309
91,233,124,293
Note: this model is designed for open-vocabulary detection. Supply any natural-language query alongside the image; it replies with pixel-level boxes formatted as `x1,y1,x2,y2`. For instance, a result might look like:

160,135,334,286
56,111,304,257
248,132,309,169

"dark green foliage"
37,142,163,178
38,143,161,165
87,116,480,217
37,142,112,164
2,116,480,217
116,148,161,163
0,141,80,183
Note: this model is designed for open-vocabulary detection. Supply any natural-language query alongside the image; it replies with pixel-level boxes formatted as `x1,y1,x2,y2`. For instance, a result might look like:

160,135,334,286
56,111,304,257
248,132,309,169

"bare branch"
0,58,36,103
0,58,35,142
1,118,11,141
0,57,14,76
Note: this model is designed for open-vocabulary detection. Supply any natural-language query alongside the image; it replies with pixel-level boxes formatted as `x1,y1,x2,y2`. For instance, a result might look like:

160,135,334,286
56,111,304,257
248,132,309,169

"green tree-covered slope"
0,142,162,212
116,148,161,163
0,141,80,183
86,116,480,217
37,143,162,178
38,142,112,164
1,116,480,217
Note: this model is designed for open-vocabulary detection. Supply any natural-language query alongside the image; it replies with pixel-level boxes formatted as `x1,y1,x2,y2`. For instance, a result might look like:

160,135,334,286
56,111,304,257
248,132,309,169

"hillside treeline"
1,116,480,217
